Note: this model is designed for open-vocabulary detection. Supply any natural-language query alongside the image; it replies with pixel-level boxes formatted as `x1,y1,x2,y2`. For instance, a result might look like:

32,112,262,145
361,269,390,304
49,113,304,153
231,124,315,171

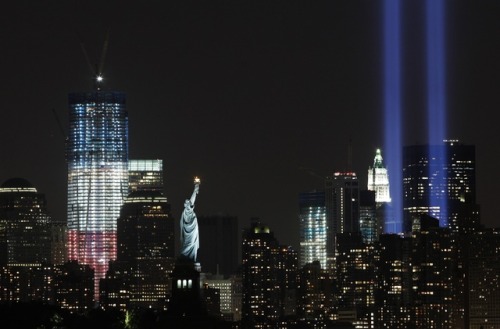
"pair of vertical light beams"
383,0,446,232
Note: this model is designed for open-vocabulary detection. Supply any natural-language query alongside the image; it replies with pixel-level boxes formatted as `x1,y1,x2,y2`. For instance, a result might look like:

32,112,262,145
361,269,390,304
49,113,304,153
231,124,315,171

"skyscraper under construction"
66,90,128,299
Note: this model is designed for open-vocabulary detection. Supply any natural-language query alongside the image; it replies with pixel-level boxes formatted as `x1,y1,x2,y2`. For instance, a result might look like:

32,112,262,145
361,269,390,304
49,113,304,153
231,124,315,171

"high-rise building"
296,261,334,324
53,261,95,314
367,149,397,233
67,91,128,299
202,273,235,321
411,215,456,329
277,245,299,318
367,149,391,204
198,215,239,277
402,140,476,232
102,159,175,310
335,232,376,329
359,190,379,244
241,219,281,329
466,229,500,329
376,234,413,329
298,191,327,269
325,172,359,270
115,189,174,309
0,178,52,266
128,159,163,193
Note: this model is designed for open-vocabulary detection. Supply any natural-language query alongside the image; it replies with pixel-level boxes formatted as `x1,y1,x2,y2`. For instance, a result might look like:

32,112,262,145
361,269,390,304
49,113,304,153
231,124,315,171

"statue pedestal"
167,258,204,317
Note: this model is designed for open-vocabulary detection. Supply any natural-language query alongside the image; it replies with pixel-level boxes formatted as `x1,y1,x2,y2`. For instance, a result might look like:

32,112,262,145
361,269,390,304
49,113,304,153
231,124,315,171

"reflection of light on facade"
67,91,128,300
299,191,327,269
403,142,475,232
426,0,447,227
383,0,402,233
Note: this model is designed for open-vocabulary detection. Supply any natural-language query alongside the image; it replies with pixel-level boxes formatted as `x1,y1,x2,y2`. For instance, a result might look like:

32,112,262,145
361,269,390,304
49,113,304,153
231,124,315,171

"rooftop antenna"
76,27,110,90
347,138,353,172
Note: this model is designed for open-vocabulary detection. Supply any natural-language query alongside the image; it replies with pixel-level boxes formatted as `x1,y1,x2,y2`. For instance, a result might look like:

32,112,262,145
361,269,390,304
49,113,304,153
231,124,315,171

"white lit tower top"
367,149,391,204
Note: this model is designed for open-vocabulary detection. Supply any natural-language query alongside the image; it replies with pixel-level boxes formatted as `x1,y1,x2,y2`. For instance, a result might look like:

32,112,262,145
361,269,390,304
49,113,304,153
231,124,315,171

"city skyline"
1,0,499,250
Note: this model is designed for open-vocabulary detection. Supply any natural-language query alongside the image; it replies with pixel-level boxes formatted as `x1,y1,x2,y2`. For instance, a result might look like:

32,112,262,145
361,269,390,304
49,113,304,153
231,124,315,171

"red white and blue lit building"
66,91,128,299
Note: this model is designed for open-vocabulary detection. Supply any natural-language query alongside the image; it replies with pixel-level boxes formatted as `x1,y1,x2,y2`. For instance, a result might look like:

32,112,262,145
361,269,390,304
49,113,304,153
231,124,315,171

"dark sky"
1,0,499,250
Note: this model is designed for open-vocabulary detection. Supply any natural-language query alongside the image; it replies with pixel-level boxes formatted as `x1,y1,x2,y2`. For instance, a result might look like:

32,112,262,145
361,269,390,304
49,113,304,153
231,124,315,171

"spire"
374,149,384,168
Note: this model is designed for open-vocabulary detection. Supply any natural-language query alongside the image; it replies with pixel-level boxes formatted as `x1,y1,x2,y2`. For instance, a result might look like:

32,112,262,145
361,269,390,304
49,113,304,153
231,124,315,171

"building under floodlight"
367,149,391,205
298,191,327,269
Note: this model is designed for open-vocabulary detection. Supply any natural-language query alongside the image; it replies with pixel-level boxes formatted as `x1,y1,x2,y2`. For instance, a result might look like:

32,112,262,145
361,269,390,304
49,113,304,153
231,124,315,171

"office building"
296,261,334,324
198,215,239,277
0,178,52,266
466,229,500,329
67,91,128,299
202,273,235,321
325,172,359,270
411,215,456,329
53,261,95,314
359,190,378,244
298,191,327,269
107,159,174,310
241,219,281,328
115,188,174,309
376,234,412,328
128,159,163,193
402,140,476,231
335,232,376,329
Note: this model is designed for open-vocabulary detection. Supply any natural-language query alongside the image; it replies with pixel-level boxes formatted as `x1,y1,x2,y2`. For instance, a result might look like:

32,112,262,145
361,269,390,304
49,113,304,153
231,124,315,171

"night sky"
1,0,499,250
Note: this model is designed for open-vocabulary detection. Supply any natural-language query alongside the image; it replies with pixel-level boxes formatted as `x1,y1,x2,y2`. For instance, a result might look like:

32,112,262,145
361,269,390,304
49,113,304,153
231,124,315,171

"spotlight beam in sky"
383,0,402,233
426,0,448,226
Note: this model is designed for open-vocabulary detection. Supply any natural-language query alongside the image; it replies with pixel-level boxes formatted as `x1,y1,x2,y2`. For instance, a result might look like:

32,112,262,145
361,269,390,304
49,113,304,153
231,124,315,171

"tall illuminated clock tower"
67,88,128,300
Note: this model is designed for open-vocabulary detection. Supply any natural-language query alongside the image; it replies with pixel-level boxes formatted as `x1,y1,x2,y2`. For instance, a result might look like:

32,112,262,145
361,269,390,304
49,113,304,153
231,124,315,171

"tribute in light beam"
426,0,448,226
383,0,402,233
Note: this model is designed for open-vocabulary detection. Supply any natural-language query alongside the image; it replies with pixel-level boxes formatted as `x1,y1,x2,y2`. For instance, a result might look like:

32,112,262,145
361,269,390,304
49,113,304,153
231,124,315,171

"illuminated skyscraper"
67,91,128,299
325,172,359,270
367,149,391,205
298,191,327,269
402,140,476,232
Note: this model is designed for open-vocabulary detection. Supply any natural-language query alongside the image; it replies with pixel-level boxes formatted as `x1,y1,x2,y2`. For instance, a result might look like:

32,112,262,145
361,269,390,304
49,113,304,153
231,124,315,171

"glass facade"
402,141,475,232
325,172,359,271
67,91,128,299
299,191,327,269
128,159,163,193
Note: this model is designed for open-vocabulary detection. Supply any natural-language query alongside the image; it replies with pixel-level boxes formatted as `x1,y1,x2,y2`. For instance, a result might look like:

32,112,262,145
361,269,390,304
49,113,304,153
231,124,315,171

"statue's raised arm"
179,177,201,262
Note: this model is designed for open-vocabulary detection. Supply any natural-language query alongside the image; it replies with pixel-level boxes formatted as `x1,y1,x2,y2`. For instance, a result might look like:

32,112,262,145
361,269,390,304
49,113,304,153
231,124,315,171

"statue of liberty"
180,177,201,262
